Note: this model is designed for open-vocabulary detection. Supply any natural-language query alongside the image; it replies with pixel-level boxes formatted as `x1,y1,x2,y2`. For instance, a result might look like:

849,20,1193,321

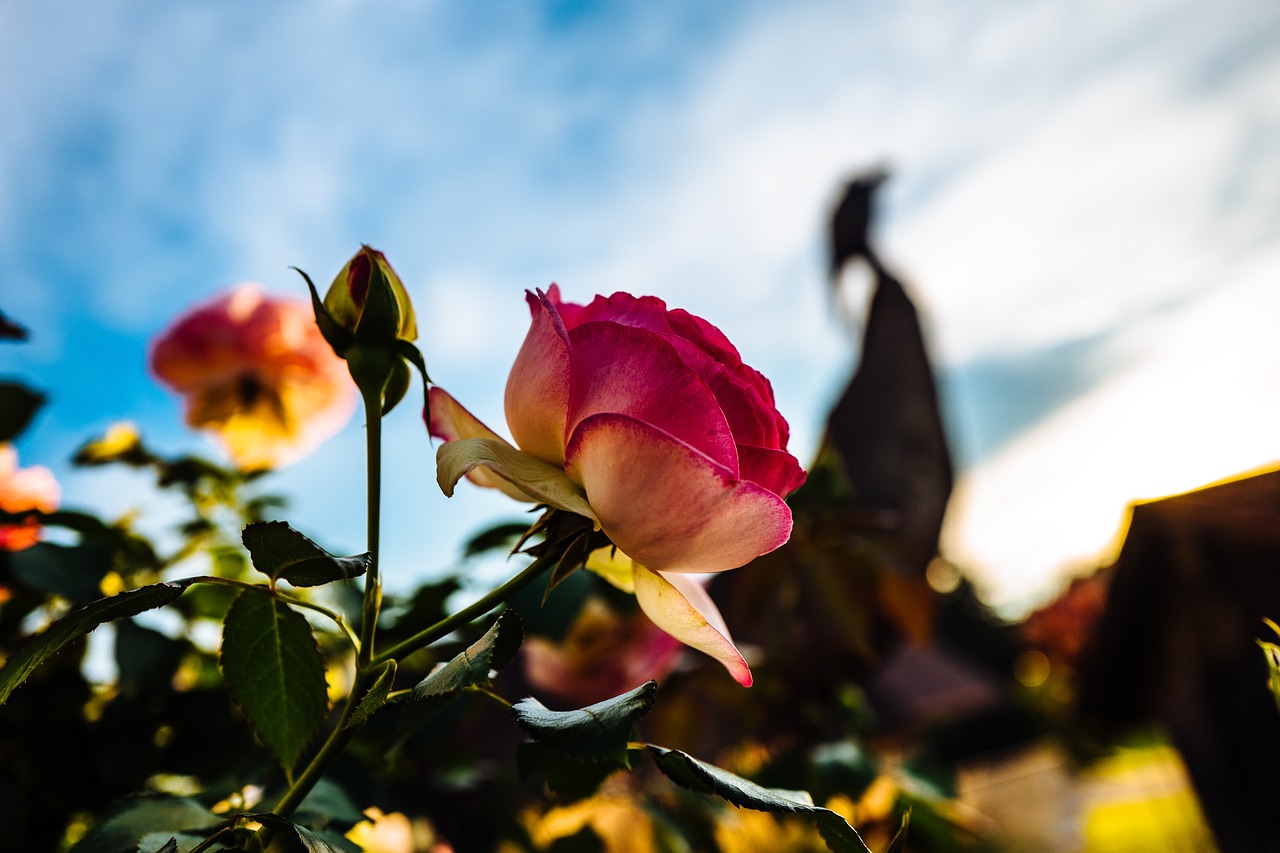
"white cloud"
945,243,1280,612
5,0,1280,609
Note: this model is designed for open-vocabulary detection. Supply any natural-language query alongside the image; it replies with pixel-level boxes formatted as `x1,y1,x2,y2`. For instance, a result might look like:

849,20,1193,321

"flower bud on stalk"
302,246,428,416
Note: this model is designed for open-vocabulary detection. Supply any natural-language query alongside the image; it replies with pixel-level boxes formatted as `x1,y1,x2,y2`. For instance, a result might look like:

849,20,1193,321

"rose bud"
303,247,426,415
429,286,806,685
323,245,417,346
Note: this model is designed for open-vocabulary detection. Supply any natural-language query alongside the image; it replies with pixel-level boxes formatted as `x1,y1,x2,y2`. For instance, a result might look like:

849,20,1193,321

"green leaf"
411,609,523,701
462,520,532,558
220,589,328,774
387,611,523,755
648,746,872,853
344,659,397,729
138,833,205,853
0,309,29,340
512,680,656,760
884,810,911,853
9,541,112,605
0,380,44,442
517,741,631,802
291,777,366,827
242,521,369,588
545,825,605,853
244,813,358,852
0,580,192,704
67,797,219,853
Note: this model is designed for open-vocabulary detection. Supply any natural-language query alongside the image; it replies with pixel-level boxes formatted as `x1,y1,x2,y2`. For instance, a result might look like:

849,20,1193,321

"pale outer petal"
504,290,572,465
633,564,752,687
436,437,598,522
565,413,792,573
428,386,535,503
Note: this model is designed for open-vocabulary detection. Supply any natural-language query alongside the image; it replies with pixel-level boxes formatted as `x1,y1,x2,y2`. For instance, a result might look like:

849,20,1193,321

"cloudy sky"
4,0,1279,613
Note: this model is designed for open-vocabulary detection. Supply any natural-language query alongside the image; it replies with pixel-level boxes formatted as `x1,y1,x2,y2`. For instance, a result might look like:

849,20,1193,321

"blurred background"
4,0,1279,614
6,2,1280,851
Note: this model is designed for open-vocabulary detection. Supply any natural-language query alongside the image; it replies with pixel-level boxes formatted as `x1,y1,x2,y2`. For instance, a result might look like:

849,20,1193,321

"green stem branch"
372,550,557,666
359,388,383,669
187,576,360,650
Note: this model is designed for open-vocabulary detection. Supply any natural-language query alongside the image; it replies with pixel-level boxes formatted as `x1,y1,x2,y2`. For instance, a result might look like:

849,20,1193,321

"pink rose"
150,285,356,470
430,287,805,685
0,444,59,551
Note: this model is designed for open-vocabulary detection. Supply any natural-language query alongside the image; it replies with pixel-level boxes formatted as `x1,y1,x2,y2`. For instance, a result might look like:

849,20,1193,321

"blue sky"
4,0,1280,612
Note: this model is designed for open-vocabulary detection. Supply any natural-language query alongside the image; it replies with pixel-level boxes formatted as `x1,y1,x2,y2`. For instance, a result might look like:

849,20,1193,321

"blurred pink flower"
523,597,685,706
150,285,356,470
0,444,59,551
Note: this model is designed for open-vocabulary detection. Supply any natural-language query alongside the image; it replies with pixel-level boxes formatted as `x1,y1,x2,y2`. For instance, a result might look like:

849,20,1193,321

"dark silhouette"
824,169,953,577
1077,467,1280,853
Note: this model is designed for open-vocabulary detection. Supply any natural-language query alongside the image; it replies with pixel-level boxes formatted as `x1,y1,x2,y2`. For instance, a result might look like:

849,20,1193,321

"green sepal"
351,254,402,345
647,746,872,853
380,356,412,416
241,520,369,587
541,526,598,605
296,266,356,357
394,338,432,422
0,579,195,704
0,380,45,442
512,680,656,760
219,589,329,776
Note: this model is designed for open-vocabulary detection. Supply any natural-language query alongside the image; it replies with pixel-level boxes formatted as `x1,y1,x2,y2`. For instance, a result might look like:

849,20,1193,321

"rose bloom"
0,444,59,551
431,287,805,685
150,285,356,470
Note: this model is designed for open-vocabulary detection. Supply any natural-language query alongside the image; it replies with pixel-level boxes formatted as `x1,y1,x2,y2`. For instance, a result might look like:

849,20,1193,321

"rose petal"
574,291,673,334
584,545,638,593
504,290,573,465
436,437,598,523
565,413,792,573
737,445,808,498
428,386,534,502
661,335,780,448
567,322,738,474
634,564,752,687
543,283,585,329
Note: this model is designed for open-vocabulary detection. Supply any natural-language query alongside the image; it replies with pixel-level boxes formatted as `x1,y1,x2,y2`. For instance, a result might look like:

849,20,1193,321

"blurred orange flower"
0,444,59,550
150,285,356,470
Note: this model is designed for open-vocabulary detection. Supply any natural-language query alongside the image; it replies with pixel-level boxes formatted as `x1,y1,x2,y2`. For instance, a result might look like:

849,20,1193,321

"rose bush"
151,284,356,470
430,286,805,685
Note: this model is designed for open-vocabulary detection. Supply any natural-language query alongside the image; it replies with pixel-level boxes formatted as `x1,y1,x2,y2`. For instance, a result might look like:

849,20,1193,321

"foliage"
0,262,1015,853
